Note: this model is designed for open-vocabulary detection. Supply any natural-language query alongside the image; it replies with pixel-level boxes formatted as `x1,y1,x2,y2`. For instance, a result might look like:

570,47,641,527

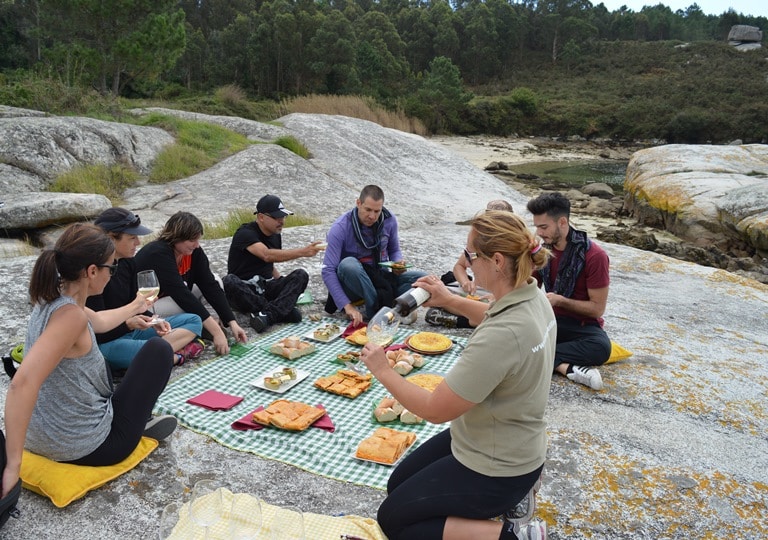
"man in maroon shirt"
527,192,611,390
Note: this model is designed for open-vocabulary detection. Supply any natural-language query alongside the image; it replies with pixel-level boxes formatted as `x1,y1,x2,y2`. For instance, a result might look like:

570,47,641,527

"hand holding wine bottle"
366,286,431,346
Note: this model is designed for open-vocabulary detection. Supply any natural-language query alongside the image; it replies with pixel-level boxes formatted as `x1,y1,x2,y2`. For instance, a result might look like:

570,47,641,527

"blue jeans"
99,313,202,370
336,257,426,319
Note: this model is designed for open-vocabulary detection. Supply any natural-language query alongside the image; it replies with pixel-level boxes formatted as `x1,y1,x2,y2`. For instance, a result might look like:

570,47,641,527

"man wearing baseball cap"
87,207,204,371
224,194,324,332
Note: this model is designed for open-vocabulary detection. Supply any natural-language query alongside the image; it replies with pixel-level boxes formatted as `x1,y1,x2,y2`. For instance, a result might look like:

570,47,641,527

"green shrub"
504,87,539,116
49,163,140,204
664,110,714,144
273,135,311,159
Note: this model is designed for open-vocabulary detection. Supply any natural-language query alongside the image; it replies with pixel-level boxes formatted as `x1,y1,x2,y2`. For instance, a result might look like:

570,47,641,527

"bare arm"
547,286,608,319
452,255,476,295
246,241,322,264
2,305,86,497
84,293,149,333
360,343,475,424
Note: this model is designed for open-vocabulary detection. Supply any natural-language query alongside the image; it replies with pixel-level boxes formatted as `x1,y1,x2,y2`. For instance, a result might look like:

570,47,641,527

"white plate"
250,368,310,394
352,447,413,467
352,435,417,466
304,324,343,343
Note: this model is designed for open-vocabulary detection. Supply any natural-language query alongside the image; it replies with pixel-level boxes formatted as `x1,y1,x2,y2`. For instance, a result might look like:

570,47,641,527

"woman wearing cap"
87,208,205,370
359,211,554,540
134,211,247,355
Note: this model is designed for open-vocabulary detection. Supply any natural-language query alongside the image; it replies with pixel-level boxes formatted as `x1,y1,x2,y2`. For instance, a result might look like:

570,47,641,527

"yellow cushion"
605,341,633,365
20,437,158,508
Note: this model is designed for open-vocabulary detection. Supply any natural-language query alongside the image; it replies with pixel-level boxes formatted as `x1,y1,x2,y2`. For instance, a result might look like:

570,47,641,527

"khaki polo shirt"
445,279,556,476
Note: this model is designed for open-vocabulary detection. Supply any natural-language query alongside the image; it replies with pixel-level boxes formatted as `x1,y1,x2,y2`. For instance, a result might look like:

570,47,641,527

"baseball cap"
255,194,294,218
94,207,151,235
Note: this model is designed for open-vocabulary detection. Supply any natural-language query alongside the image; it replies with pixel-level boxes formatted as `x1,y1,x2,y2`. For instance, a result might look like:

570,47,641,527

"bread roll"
393,360,413,375
374,407,398,422
399,409,423,424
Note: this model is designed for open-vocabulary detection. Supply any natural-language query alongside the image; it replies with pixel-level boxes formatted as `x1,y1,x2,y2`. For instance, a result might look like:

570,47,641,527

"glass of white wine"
366,307,400,347
137,269,164,324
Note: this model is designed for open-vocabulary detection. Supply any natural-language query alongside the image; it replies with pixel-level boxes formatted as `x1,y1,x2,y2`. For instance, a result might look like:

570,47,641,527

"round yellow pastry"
408,332,451,352
406,373,444,392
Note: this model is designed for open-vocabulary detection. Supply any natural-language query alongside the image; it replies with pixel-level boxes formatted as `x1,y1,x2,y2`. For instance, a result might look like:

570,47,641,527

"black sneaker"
249,312,270,333
425,308,458,328
285,307,302,323
143,415,177,441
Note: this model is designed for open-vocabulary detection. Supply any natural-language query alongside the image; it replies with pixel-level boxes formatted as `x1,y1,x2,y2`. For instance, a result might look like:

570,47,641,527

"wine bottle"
393,287,431,316
367,287,431,345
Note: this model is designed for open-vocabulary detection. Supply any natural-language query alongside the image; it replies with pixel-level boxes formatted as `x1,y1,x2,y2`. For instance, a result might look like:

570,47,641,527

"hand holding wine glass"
137,269,164,324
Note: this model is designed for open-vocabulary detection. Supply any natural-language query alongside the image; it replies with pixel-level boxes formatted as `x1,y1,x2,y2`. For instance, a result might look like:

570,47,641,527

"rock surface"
0,111,174,198
0,113,766,539
0,192,111,230
624,144,768,257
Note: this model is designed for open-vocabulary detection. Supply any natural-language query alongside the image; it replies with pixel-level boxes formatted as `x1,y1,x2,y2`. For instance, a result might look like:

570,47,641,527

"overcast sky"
594,1,768,18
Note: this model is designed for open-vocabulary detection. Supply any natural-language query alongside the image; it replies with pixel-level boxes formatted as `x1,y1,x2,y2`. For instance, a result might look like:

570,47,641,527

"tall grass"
49,163,140,204
273,135,311,158
134,113,252,183
203,208,321,239
280,94,428,136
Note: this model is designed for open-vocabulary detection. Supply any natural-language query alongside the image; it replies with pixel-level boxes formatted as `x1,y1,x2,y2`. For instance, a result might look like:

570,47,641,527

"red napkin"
186,390,244,411
385,343,407,352
231,404,335,432
341,321,365,338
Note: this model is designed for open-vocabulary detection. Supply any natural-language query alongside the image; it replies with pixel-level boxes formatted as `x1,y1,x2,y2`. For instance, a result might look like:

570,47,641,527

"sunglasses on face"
97,262,118,276
463,248,479,266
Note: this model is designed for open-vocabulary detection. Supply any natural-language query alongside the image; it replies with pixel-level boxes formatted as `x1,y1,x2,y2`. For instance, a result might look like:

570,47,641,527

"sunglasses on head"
101,214,141,232
97,262,118,276
463,248,479,266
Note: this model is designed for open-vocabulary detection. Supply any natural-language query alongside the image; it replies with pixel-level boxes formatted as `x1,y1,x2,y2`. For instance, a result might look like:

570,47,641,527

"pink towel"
186,390,243,411
341,321,366,338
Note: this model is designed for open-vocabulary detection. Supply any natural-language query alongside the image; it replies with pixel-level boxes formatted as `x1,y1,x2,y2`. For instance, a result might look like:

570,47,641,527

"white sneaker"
400,310,418,325
567,365,604,390
515,519,547,540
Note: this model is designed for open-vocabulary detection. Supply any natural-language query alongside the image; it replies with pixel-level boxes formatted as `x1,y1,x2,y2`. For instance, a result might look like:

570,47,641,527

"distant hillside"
466,40,768,143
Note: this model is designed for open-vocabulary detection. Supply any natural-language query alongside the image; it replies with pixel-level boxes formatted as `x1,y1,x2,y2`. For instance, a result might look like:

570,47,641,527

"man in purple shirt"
322,185,426,325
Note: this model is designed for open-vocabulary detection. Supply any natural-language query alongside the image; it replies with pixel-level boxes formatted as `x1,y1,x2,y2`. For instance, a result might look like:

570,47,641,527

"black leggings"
67,338,173,466
377,429,544,540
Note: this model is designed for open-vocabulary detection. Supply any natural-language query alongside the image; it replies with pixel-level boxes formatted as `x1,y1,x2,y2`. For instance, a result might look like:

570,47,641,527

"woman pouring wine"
359,211,555,540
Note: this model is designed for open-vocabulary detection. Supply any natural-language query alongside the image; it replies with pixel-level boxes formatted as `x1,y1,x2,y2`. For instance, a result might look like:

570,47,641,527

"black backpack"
0,429,21,528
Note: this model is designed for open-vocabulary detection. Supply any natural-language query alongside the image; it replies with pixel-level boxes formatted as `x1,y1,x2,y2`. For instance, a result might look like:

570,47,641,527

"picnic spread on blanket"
154,318,466,491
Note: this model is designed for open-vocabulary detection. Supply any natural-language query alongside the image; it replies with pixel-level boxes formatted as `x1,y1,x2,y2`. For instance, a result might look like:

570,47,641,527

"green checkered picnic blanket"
154,318,467,490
